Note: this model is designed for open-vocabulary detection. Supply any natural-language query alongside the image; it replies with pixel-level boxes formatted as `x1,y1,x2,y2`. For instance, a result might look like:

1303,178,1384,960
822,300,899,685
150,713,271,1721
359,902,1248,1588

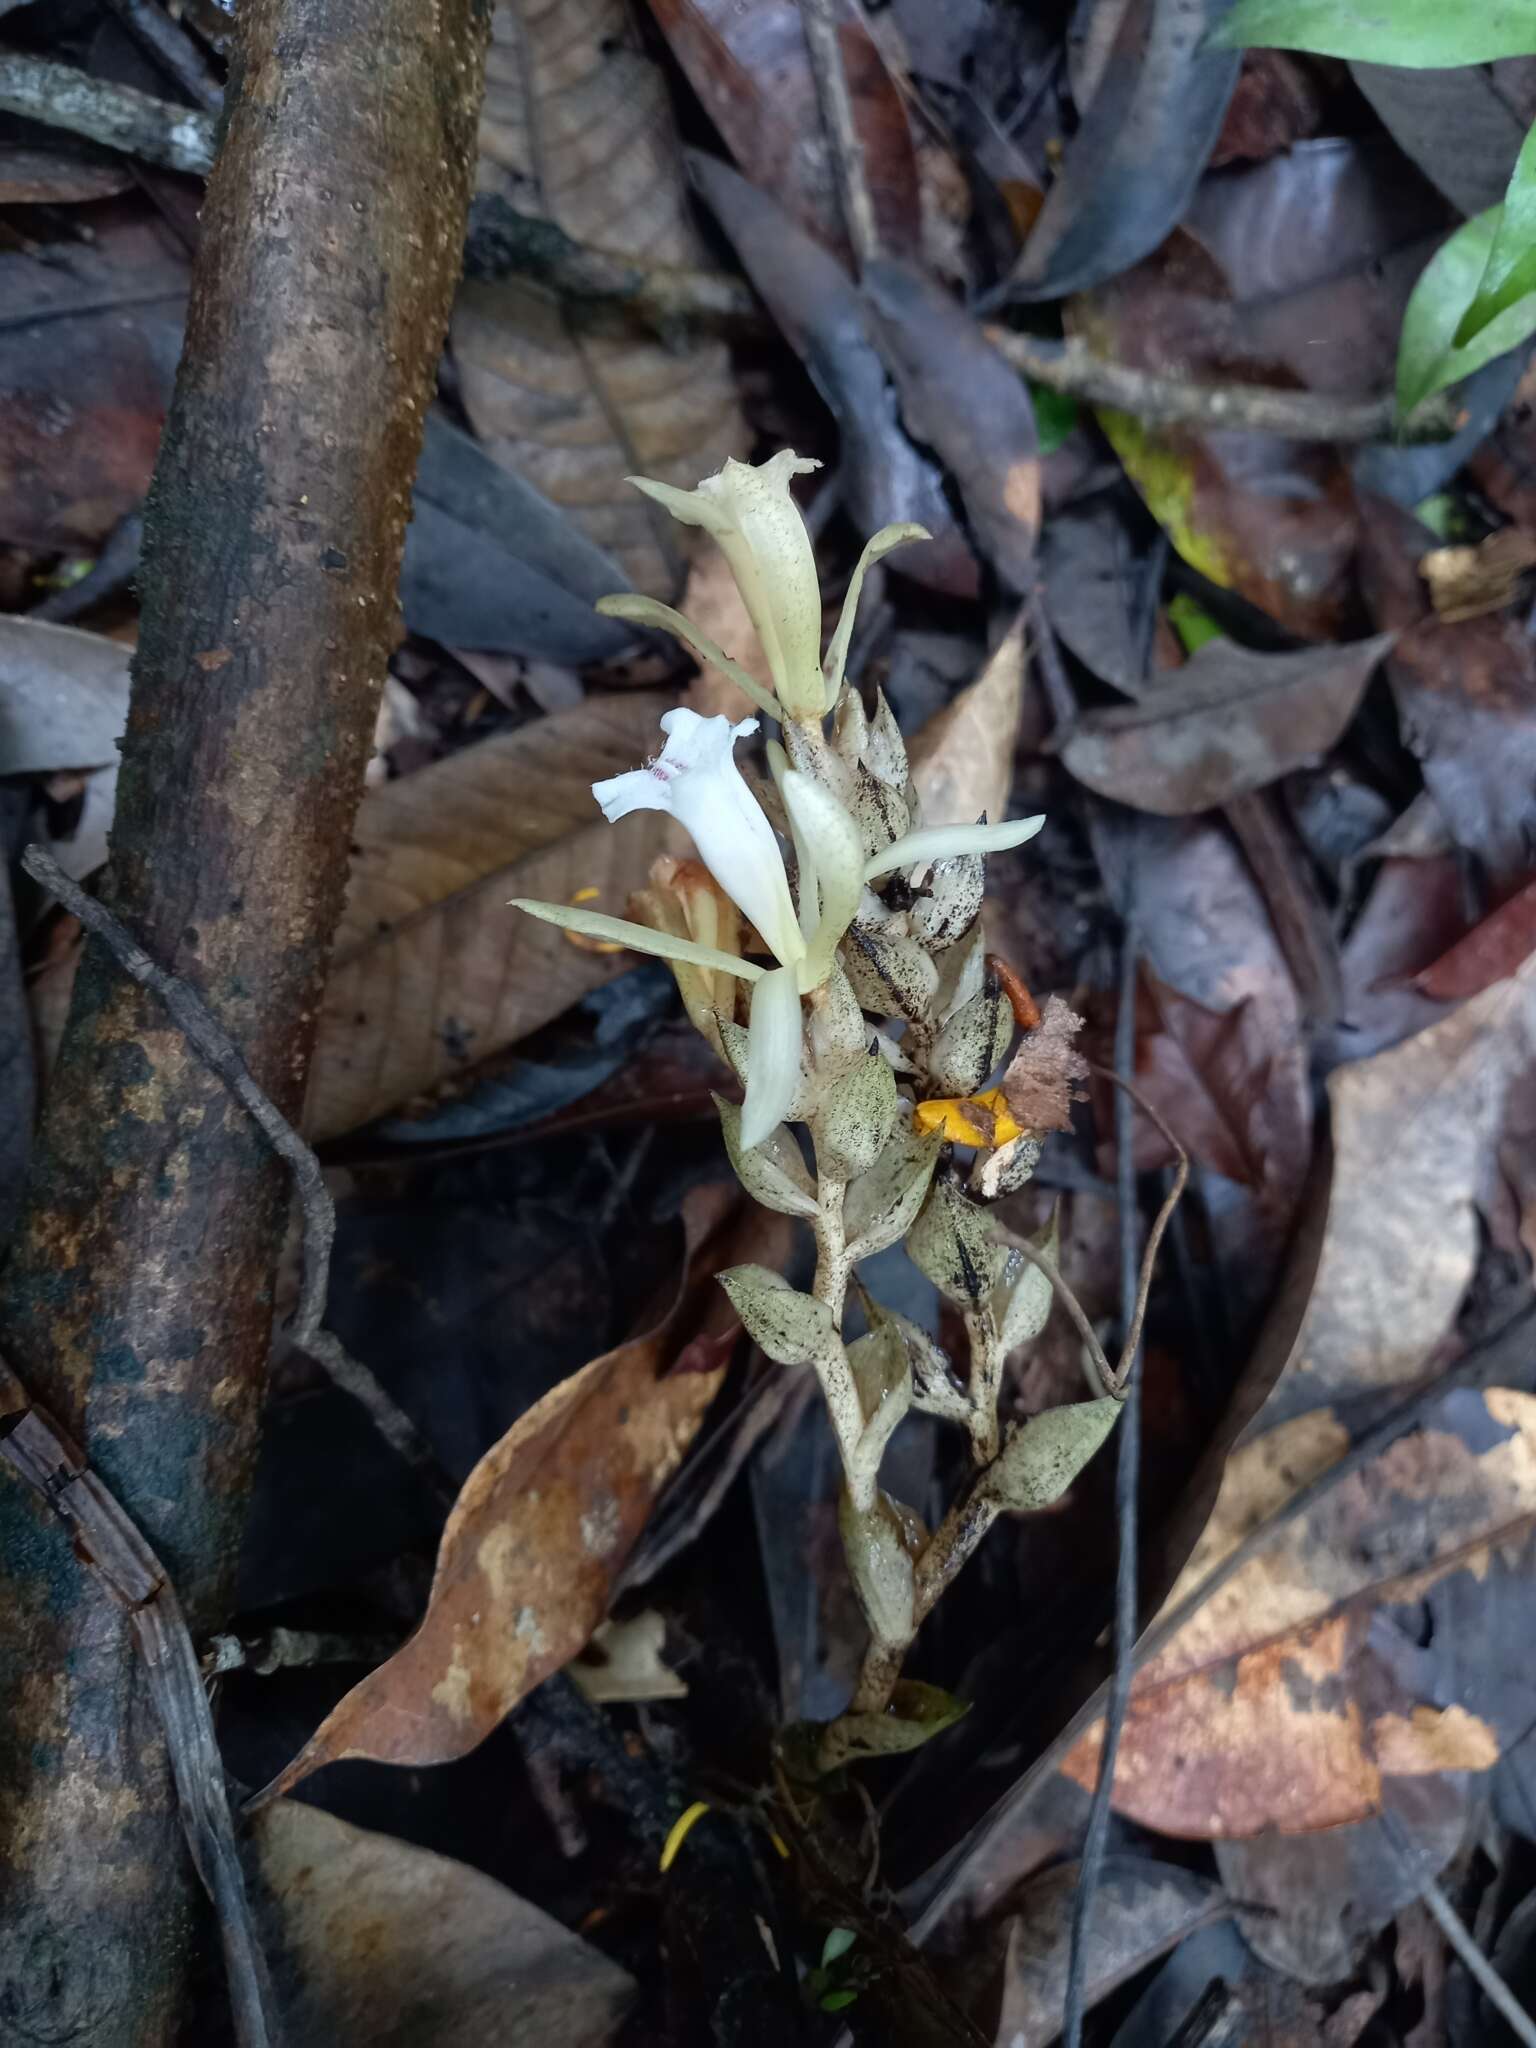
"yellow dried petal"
913,1088,1022,1149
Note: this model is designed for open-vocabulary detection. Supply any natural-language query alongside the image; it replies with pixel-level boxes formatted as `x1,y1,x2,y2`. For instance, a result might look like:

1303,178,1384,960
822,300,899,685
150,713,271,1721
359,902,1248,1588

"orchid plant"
514,452,1122,1765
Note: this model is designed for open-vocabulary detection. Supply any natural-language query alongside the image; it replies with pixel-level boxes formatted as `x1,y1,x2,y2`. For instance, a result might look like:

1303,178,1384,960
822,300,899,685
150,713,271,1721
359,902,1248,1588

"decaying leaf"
0,617,130,774
1420,527,1536,624
451,0,745,598
649,0,923,262
997,1857,1229,2048
305,691,680,1138
1063,1388,1536,1837
1001,995,1089,1136
1412,876,1536,999
863,262,1041,594
1272,954,1536,1421
1059,635,1393,815
250,1800,635,2045
255,1188,783,1794
907,614,1025,830
570,1609,688,1703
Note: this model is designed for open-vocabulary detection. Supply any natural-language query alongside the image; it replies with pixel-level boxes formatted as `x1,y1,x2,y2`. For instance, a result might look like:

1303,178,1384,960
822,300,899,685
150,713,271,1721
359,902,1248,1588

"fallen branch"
0,54,215,175
22,847,455,1509
0,1354,275,2048
0,0,489,2033
800,0,880,271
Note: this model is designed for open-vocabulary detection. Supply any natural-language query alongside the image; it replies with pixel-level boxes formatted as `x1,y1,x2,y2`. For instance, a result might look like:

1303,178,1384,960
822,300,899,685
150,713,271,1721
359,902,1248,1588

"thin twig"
799,0,880,272
22,847,455,1510
986,329,1460,445
0,1360,275,2048
1064,915,1142,2048
1419,1875,1536,2048
1090,1063,1190,1390
1005,1238,1118,1399
0,55,216,174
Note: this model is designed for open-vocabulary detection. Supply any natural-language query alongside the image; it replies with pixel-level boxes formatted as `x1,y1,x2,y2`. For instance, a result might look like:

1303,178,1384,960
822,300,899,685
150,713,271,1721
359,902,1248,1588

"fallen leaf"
0,209,184,550
863,262,1041,594
1039,487,1168,697
1063,1387,1536,1837
1118,970,1310,1231
0,617,130,772
908,612,1025,829
1359,493,1536,893
687,152,975,596
1210,48,1326,166
1419,528,1536,624
648,0,924,262
451,1,745,599
255,1189,782,1792
250,1800,635,2045
570,1608,688,1703
1351,60,1527,217
1001,996,1089,1137
1412,877,1536,1000
1272,956,1536,1421
1007,0,1241,301
304,691,680,1139
996,1856,1229,2048
1331,852,1465,1066
1059,635,1393,815
0,140,135,206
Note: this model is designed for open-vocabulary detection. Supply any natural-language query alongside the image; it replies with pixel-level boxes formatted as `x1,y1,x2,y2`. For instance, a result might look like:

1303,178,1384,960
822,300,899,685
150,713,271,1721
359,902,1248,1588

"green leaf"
1397,207,1536,416
844,1123,943,1263
813,1053,900,1179
717,1266,835,1367
985,1398,1122,1513
821,1990,859,2013
816,1679,970,1767
907,1180,1006,1306
1209,0,1536,66
837,1491,916,1643
1457,120,1536,347
821,1928,857,1968
1166,592,1224,655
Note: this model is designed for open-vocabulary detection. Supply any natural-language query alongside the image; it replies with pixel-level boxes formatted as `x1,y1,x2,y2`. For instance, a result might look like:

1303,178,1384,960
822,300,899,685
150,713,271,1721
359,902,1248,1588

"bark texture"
0,2,489,2040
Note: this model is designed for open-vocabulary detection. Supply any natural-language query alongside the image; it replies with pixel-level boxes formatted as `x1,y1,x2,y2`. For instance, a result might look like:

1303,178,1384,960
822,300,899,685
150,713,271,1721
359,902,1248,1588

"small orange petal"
913,1089,1022,1149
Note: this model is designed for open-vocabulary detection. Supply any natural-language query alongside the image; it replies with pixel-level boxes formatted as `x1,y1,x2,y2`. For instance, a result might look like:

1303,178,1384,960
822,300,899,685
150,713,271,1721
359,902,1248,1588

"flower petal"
595,593,784,722
783,770,866,989
627,474,735,536
741,963,805,1148
701,454,825,720
510,898,765,979
767,738,821,946
822,523,931,711
865,814,1046,882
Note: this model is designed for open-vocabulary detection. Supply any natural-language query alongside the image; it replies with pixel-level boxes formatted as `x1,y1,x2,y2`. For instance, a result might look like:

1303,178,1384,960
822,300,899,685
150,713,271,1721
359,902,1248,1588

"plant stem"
963,1305,1005,1464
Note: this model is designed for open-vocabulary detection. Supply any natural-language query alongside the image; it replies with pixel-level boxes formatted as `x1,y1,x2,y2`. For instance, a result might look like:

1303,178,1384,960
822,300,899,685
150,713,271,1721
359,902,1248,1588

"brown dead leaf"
1059,635,1394,816
1001,996,1089,1136
997,1857,1228,2048
1063,1387,1536,1837
255,1189,785,1793
304,691,679,1139
1411,875,1536,1001
250,1800,635,2045
452,1,745,599
908,613,1025,830
1118,971,1310,1231
1273,953,1536,1421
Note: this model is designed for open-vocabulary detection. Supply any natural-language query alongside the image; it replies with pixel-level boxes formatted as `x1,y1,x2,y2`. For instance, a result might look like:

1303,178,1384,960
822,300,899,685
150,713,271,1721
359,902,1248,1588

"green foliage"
1457,122,1536,347
1210,0,1536,66
1397,206,1536,416
1028,382,1080,454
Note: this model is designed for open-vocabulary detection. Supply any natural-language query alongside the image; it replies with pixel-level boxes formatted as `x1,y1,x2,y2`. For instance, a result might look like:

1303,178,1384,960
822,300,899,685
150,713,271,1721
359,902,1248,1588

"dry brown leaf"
256,1189,787,1794
1420,528,1536,624
1063,1387,1536,1837
908,611,1025,829
304,691,678,1139
451,0,746,599
1001,995,1088,1135
1272,954,1536,1420
250,1800,635,2045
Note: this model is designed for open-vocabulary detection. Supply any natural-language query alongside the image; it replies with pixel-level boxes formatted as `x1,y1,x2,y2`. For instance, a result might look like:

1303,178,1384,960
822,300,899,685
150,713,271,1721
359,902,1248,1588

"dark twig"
1417,1871,1536,2048
1064,914,1142,2048
0,1361,275,2048
22,847,455,1511
0,56,216,174
799,0,880,271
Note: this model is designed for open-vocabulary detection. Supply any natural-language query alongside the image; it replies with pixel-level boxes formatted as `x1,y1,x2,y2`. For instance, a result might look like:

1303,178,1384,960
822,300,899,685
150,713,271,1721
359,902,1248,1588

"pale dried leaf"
453,0,746,599
0,616,129,772
571,1610,687,1703
256,1190,783,1792
251,1801,635,2046
1001,994,1089,1135
908,611,1025,829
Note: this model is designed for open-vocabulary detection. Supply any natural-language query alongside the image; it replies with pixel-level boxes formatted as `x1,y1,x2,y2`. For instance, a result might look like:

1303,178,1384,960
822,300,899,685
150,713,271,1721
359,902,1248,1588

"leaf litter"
12,1,1536,2041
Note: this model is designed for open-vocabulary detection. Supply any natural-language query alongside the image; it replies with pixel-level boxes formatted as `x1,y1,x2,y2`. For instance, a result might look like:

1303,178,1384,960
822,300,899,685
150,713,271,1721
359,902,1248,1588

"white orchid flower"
594,450,929,722
512,706,1046,1147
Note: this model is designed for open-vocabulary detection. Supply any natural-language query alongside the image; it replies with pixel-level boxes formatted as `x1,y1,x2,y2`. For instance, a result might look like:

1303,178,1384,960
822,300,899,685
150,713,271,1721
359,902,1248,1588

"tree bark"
0,2,488,2040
